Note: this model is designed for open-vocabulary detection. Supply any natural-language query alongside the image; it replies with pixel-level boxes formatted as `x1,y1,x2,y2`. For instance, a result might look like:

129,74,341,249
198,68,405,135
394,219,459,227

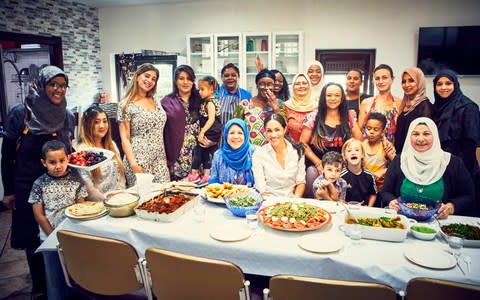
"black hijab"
432,69,474,142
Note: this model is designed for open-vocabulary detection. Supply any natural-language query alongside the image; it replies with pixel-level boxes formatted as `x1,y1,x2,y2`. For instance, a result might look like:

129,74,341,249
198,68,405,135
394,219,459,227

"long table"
38,196,480,293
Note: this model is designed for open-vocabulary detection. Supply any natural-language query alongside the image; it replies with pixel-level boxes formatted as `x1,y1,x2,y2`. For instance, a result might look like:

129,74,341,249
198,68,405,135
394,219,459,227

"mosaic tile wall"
0,0,102,109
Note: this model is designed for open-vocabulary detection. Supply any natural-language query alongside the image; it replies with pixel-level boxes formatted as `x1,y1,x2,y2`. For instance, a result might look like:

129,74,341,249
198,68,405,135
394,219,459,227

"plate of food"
203,183,251,204
344,211,410,242
65,201,108,220
134,192,197,222
439,222,480,248
257,202,331,232
68,148,114,171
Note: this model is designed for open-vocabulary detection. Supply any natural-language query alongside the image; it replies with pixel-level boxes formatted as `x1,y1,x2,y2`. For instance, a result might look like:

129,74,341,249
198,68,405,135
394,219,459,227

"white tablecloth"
38,197,480,292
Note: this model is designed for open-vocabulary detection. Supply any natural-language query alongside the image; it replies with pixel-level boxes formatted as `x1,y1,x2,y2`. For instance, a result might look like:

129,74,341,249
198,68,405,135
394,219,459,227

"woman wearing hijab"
432,69,480,176
233,69,283,146
209,119,255,186
379,117,473,219
306,60,325,102
282,73,316,142
1,65,75,298
394,67,433,153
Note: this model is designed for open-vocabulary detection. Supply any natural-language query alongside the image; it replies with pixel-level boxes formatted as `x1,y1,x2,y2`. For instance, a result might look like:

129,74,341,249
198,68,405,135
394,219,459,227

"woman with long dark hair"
161,65,202,180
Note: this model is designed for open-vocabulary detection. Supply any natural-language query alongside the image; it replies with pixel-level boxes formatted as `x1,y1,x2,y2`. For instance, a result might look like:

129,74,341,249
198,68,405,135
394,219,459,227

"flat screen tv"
417,26,480,76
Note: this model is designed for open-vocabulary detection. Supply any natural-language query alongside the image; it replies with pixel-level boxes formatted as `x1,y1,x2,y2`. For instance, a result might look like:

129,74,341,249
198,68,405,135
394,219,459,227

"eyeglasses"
257,83,274,89
48,82,68,90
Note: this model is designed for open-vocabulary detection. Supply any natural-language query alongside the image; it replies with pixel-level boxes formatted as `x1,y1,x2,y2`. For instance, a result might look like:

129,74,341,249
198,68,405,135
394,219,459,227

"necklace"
415,184,424,194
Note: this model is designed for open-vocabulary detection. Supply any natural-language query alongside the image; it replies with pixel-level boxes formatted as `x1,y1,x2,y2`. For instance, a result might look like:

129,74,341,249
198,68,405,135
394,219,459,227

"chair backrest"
304,165,319,199
406,277,480,300
267,275,396,300
57,230,144,296
144,247,249,300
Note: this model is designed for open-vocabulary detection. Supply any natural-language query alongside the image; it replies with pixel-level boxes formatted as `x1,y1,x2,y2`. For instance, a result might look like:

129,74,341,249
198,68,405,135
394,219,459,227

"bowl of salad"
398,195,440,221
224,191,263,217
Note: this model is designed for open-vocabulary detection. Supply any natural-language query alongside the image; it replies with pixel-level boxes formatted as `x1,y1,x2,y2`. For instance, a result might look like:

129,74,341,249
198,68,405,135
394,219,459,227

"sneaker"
182,173,200,183
198,175,210,185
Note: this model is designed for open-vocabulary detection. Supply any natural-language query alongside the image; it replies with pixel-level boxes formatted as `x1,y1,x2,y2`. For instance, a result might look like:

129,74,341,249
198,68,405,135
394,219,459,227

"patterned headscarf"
24,65,68,134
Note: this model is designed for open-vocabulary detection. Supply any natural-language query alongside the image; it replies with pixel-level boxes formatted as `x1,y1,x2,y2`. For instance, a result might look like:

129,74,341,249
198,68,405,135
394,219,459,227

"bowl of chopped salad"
224,191,263,217
398,195,441,221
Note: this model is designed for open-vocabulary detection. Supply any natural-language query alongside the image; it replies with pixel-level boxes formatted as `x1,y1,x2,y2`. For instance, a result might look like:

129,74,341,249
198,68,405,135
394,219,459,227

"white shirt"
252,140,306,197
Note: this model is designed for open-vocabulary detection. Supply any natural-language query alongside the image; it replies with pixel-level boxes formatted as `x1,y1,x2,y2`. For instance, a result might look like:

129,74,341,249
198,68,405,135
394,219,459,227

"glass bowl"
398,195,440,221
103,190,140,217
224,191,263,217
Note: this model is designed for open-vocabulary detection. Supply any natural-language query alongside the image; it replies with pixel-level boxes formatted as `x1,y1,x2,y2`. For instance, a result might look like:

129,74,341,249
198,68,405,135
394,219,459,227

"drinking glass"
349,224,362,245
448,234,463,257
193,202,206,223
245,210,258,230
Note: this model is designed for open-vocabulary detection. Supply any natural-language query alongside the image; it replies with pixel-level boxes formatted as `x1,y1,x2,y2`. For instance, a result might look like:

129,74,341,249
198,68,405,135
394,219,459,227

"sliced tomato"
294,222,306,229
282,222,294,229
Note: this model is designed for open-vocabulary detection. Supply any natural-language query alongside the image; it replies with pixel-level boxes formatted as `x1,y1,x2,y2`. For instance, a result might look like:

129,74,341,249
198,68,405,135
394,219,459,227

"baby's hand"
319,179,331,189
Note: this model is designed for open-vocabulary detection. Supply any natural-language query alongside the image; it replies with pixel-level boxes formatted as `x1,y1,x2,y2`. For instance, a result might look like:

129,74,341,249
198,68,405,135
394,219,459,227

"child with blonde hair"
340,138,377,206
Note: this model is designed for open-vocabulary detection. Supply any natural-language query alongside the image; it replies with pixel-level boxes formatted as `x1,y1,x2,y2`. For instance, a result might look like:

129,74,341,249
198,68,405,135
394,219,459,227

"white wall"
98,0,480,104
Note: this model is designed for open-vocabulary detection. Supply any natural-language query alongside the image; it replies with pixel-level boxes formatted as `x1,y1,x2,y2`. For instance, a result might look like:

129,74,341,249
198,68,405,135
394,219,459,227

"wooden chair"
144,247,250,300
56,230,148,298
263,274,397,300
405,277,480,300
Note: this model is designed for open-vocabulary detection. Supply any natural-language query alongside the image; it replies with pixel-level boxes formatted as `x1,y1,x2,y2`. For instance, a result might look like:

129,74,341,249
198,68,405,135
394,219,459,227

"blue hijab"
221,119,252,171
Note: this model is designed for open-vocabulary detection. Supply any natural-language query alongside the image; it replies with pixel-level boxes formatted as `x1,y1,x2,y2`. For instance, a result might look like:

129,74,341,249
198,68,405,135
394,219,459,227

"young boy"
312,151,349,201
29,140,88,240
362,112,396,192
340,138,377,206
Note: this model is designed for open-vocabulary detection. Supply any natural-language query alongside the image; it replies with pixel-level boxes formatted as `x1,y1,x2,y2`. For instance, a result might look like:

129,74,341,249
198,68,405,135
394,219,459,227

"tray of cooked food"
439,222,480,247
203,182,251,204
134,192,198,222
344,211,411,242
257,201,331,231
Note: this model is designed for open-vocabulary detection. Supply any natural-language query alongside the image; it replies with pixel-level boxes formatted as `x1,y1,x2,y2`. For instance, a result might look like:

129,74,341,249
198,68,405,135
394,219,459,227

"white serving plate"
298,234,345,253
68,147,115,171
135,195,198,222
404,246,456,269
345,211,411,242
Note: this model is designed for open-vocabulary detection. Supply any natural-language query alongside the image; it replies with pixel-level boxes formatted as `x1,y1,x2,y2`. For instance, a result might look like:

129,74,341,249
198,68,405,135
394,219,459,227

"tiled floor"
0,209,32,300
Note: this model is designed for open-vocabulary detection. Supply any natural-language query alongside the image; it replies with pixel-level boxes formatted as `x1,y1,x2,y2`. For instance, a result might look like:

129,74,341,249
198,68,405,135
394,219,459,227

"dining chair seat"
56,230,148,298
144,247,250,300
264,274,397,300
405,277,480,300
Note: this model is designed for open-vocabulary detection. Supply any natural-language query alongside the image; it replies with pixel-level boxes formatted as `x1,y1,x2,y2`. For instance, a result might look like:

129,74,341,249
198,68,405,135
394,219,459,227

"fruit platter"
68,148,114,171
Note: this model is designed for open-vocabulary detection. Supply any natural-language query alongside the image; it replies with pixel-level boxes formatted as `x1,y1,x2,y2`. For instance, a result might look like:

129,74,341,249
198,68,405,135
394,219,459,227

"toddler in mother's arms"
312,151,348,201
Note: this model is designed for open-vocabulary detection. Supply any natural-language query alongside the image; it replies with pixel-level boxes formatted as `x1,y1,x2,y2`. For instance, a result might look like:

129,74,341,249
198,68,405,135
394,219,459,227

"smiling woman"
233,69,283,146
379,117,474,219
118,63,170,186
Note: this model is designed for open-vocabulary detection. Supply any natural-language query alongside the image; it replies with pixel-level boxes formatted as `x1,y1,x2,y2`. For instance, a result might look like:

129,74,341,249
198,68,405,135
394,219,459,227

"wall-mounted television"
417,26,480,76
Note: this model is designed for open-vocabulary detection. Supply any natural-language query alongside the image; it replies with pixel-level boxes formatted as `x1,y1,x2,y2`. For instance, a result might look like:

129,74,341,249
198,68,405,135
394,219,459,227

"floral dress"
118,98,170,186
172,100,200,179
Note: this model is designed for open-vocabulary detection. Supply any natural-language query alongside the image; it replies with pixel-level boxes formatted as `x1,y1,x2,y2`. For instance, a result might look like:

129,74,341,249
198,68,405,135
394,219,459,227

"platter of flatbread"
65,201,108,220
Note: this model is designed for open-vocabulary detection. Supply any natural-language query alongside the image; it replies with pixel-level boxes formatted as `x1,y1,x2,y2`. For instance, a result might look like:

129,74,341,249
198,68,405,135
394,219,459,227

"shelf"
190,53,212,57
246,51,268,55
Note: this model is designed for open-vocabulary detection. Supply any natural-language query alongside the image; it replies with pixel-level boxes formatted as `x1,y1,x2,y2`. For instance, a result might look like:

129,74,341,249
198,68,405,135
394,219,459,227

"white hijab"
400,117,451,185
306,60,324,102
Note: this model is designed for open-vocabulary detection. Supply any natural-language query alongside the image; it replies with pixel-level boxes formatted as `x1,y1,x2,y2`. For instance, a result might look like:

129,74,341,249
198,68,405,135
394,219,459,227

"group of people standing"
1,60,479,298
